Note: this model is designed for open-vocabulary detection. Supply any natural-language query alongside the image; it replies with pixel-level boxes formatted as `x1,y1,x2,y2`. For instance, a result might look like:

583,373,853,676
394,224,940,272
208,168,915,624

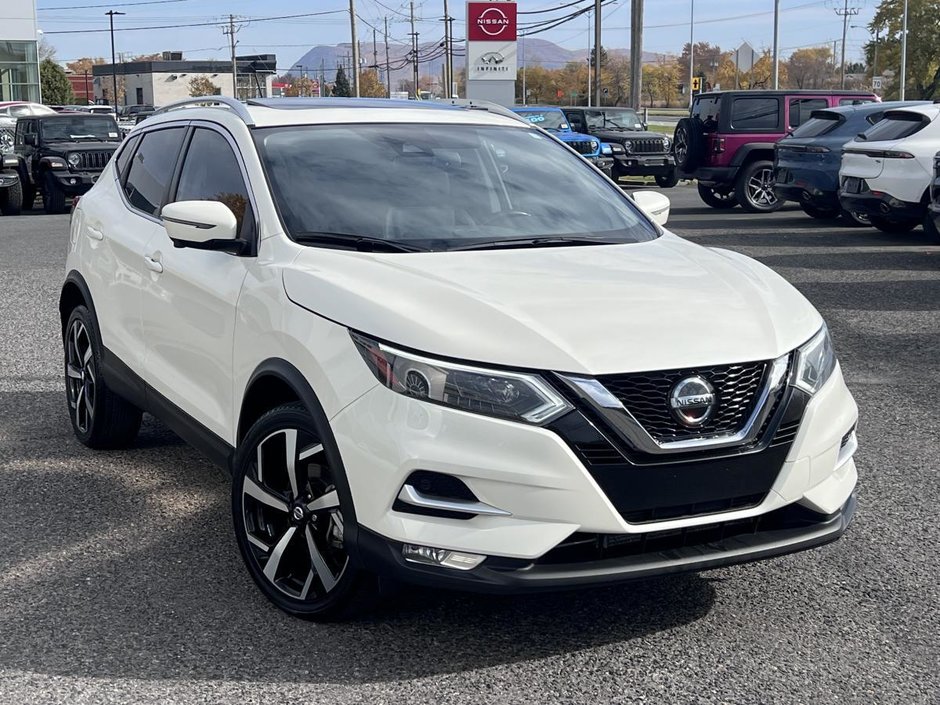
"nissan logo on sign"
467,2,517,42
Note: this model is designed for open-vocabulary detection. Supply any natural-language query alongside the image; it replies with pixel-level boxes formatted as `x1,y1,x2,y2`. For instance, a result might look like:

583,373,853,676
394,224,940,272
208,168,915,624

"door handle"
143,255,163,273
86,225,103,240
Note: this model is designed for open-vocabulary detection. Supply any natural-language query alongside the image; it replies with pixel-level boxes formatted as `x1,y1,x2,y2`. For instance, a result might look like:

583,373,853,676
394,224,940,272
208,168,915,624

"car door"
138,124,257,442
88,125,186,372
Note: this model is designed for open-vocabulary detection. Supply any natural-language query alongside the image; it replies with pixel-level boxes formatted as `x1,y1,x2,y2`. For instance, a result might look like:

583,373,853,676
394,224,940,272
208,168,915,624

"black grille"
626,137,668,155
598,361,768,443
75,151,113,171
567,140,596,155
620,492,766,524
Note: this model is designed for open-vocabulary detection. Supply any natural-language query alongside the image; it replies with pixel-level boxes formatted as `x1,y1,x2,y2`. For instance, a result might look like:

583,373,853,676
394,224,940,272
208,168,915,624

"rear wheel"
840,209,871,227
922,210,940,244
42,171,67,214
697,182,738,209
654,170,680,188
64,305,142,448
870,215,917,233
800,203,839,220
232,403,376,620
736,160,782,213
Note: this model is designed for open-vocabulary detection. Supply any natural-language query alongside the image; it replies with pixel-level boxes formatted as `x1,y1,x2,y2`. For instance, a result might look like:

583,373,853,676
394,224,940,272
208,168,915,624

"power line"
42,9,346,34
38,0,190,9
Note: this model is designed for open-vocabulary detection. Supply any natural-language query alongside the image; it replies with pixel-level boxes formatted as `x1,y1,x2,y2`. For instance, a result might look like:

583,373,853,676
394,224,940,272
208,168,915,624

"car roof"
512,106,563,111
811,100,930,116
697,89,875,97
879,103,940,119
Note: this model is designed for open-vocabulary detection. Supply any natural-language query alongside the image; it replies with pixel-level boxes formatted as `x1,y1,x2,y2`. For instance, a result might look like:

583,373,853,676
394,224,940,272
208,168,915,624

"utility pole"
899,0,908,99
348,0,360,97
586,11,591,107
443,0,450,99
772,0,780,89
629,0,643,109
384,16,391,97
688,0,694,108
521,31,526,104
832,0,860,89
593,0,602,107
223,14,239,99
446,16,455,97
409,0,419,97
105,10,125,110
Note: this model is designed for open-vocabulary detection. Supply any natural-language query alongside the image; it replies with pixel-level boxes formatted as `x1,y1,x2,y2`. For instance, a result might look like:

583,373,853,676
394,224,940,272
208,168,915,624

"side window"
788,98,827,128
113,134,140,183
123,127,186,217
173,128,254,239
730,97,779,130
840,98,874,106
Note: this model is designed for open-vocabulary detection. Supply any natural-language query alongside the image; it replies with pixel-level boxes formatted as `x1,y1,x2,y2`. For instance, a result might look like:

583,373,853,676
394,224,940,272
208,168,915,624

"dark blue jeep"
774,101,927,226
511,106,614,177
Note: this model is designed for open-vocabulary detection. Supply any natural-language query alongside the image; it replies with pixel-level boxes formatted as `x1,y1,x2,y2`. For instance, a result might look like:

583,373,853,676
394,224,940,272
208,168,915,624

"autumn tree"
786,47,833,89
40,58,75,104
358,69,386,97
188,75,220,97
284,75,317,97
868,0,940,99
642,58,680,107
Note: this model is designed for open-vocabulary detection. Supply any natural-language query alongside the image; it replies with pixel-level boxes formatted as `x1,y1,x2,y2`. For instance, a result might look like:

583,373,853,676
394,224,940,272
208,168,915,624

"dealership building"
0,0,41,102
91,53,277,107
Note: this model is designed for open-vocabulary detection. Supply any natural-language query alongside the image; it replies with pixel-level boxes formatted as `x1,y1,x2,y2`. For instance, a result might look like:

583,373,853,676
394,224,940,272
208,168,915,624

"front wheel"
870,215,917,233
655,170,680,188
232,403,376,620
800,203,839,220
42,171,67,214
840,209,871,227
697,182,738,209
0,179,23,215
735,160,782,213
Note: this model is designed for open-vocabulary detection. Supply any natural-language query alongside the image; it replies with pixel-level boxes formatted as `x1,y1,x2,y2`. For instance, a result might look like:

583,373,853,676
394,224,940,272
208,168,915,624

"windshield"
256,123,657,251
41,116,120,142
585,108,642,131
515,110,569,131
792,113,843,138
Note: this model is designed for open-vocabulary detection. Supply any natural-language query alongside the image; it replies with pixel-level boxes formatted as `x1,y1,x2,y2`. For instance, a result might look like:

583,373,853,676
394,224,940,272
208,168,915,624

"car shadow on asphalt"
0,391,717,685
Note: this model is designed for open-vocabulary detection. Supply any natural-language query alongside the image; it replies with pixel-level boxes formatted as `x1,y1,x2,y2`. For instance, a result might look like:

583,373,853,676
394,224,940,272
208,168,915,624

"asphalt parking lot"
1,185,938,705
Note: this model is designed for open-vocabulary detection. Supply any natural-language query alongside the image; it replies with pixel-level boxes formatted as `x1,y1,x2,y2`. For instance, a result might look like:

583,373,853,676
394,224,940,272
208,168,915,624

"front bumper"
49,169,102,195
332,360,859,590
589,155,614,176
0,171,18,188
614,153,676,177
838,187,924,223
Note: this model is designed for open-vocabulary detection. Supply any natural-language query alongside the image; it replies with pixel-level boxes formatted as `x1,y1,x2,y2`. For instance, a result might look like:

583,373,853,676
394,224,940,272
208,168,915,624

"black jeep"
13,113,122,214
562,106,678,186
0,153,23,215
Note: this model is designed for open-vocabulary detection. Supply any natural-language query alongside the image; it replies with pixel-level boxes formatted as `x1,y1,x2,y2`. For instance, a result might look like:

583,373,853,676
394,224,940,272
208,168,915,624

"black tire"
870,215,917,233
735,160,782,213
232,402,377,621
18,168,35,210
42,171,67,214
673,118,704,172
0,179,23,215
697,182,739,209
840,209,871,227
654,170,680,188
921,210,940,243
800,203,840,220
64,305,142,449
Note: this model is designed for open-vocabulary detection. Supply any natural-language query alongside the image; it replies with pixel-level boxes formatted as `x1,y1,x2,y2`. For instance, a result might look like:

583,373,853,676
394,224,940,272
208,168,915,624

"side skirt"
99,346,235,472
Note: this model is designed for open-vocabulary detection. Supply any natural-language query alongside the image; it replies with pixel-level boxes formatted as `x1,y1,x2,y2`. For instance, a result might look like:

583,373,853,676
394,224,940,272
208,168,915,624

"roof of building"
91,55,276,77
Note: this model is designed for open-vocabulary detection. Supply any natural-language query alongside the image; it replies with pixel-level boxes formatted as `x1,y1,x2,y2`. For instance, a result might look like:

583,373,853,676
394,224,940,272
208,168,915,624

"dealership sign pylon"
465,1,517,106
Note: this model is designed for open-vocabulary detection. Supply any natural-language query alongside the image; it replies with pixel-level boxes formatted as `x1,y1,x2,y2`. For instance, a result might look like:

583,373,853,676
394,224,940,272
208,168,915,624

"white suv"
62,97,859,619
839,103,940,237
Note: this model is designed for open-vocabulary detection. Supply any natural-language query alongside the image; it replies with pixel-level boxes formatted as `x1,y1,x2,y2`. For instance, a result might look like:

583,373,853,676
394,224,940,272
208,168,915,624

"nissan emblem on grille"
668,376,716,427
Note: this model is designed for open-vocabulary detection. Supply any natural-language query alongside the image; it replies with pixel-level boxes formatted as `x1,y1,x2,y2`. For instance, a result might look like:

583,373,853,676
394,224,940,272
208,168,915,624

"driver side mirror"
631,190,671,226
161,200,245,254
24,134,36,146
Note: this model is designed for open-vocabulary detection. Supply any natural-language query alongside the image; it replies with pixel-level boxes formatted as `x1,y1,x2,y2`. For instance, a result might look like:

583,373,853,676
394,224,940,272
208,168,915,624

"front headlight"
793,325,836,394
662,136,671,150
67,153,81,168
590,140,599,152
351,333,572,424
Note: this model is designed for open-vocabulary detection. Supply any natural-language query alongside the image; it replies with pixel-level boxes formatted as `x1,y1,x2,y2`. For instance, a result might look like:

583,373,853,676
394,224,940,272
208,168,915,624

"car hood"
43,140,119,152
591,128,653,143
282,233,821,375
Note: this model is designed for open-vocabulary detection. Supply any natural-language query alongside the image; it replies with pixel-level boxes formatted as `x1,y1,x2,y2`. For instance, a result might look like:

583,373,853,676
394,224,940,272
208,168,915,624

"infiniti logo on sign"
669,376,716,427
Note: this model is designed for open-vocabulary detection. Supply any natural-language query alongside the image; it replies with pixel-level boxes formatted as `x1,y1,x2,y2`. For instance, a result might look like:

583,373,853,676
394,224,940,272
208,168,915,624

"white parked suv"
839,102,940,236
61,97,859,619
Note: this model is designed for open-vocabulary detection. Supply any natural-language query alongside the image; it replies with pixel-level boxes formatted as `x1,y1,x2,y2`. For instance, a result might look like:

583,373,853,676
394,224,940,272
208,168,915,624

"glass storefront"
0,40,41,102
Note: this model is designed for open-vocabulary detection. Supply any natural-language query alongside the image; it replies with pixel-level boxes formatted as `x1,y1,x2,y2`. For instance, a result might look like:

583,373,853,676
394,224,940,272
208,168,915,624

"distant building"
91,53,276,106
0,0,41,102
67,71,95,104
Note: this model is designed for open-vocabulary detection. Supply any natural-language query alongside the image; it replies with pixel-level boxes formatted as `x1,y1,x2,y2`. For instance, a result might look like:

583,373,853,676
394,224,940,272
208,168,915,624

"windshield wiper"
451,236,621,252
293,231,428,253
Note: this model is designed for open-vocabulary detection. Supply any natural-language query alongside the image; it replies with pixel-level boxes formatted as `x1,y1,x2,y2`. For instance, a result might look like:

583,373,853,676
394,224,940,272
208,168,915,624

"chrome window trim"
559,352,791,455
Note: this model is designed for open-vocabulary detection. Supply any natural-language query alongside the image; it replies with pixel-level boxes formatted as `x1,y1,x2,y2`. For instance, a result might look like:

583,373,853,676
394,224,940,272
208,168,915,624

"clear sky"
37,0,878,70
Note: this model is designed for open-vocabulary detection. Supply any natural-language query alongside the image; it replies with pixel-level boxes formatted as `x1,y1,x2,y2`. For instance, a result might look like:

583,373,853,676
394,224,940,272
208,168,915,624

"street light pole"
593,0,601,107
899,0,908,100
772,0,780,89
688,0,694,108
105,10,125,110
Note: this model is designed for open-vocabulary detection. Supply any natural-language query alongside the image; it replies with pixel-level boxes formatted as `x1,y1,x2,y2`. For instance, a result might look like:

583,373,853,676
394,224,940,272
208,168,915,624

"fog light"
402,544,485,570
70,178,77,185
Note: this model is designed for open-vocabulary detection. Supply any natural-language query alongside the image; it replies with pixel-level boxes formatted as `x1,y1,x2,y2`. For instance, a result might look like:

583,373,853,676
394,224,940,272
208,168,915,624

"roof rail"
443,98,530,125
150,96,254,126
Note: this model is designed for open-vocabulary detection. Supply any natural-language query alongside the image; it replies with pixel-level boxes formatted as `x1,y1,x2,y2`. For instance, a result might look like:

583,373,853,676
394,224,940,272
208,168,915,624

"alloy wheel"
65,319,95,434
241,427,348,601
674,129,688,165
745,167,778,209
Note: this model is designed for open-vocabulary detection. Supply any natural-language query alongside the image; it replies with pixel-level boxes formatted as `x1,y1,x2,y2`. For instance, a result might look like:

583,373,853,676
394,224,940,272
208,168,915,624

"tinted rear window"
731,97,779,130
857,112,928,142
692,96,720,131
792,112,843,138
